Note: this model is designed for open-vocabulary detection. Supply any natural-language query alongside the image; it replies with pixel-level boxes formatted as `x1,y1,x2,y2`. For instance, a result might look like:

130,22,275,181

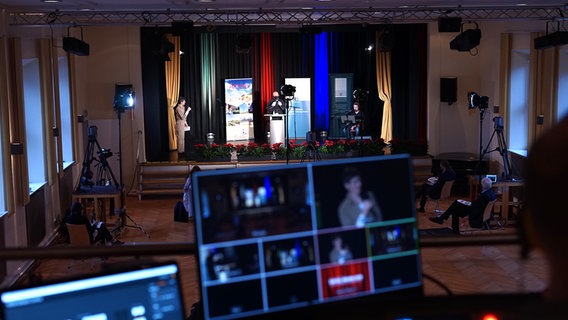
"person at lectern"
266,91,285,114
174,96,191,154
337,166,382,227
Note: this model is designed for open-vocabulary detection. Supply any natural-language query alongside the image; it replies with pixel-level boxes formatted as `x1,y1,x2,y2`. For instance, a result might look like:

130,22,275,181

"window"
508,49,530,155
58,56,74,169
557,49,568,121
23,58,47,193
0,99,5,217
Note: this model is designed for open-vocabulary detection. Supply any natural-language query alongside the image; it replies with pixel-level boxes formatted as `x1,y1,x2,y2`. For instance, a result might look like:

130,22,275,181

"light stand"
112,86,150,238
469,92,490,185
280,84,296,164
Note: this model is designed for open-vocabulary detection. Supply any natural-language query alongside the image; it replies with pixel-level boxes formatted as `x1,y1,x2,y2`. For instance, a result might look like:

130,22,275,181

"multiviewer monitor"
0,261,186,320
192,154,423,320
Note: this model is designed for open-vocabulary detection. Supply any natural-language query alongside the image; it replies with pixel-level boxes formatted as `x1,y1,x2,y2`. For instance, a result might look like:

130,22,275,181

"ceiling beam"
8,6,567,27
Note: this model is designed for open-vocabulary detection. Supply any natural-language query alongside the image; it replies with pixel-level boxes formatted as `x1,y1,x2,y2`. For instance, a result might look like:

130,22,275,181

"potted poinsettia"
194,143,235,161
236,142,273,160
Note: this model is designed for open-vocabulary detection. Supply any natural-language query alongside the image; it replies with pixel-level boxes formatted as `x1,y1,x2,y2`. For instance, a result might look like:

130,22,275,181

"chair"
460,200,497,234
428,180,454,214
65,223,94,269
66,223,91,245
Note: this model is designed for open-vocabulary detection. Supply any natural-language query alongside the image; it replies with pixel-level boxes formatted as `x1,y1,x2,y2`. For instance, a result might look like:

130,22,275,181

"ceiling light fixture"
41,0,61,3
450,22,481,52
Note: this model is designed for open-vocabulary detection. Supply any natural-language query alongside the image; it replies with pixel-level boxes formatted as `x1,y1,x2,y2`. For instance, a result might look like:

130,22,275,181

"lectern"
265,113,286,145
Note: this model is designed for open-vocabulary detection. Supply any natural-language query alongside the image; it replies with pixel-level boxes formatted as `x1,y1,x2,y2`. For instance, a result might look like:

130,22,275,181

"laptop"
192,154,423,319
0,261,187,320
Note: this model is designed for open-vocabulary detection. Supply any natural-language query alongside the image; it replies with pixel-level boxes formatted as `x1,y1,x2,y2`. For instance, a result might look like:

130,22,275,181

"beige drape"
376,31,393,142
529,32,559,144
165,34,181,150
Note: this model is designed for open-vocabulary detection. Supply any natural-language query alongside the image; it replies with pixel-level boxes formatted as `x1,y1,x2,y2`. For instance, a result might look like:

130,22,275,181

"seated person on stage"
65,201,123,245
429,177,496,233
343,101,364,138
416,160,456,212
267,91,285,114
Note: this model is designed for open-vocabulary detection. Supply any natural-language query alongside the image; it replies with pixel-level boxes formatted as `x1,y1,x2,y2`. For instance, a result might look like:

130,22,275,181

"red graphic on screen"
320,261,371,298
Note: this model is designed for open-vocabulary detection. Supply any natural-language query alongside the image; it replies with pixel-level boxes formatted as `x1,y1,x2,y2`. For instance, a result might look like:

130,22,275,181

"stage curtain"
200,33,217,133
260,33,273,128
165,34,181,151
315,32,330,132
376,31,392,143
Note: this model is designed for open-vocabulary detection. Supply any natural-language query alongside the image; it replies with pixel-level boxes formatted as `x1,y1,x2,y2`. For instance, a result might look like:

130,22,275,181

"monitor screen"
192,154,423,320
0,261,186,320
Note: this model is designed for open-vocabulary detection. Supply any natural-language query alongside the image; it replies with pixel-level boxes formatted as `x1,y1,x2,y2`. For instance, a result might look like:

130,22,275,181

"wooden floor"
27,194,548,319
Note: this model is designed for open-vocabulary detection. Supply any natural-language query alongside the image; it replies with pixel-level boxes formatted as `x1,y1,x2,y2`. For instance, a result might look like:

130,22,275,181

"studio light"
450,23,481,52
280,84,296,100
113,84,135,113
468,91,488,110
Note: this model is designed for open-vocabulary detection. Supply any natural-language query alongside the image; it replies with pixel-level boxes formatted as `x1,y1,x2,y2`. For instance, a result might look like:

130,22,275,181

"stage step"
135,156,432,200
136,162,192,200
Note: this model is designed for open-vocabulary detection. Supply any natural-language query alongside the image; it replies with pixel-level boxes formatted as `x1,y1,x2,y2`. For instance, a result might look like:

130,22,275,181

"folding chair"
428,180,455,214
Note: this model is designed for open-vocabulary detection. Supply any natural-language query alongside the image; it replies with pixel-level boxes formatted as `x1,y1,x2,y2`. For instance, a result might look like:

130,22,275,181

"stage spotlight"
353,88,369,102
152,35,175,61
450,23,481,52
280,84,296,100
468,91,488,110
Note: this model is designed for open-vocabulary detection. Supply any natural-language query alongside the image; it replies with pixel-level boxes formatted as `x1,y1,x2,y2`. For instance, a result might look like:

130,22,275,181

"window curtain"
376,31,392,142
165,34,181,151
529,32,559,144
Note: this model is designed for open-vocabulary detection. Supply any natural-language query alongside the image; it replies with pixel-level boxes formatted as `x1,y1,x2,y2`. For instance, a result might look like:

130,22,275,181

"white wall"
427,20,543,163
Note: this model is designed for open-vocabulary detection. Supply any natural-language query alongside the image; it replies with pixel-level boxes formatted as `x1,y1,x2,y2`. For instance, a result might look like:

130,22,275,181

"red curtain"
260,33,273,127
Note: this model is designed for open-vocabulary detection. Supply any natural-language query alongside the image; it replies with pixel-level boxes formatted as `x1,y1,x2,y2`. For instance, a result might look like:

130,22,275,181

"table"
72,186,122,223
468,176,524,221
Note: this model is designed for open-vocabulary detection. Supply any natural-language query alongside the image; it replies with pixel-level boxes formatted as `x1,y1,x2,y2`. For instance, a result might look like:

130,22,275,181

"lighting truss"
8,6,568,27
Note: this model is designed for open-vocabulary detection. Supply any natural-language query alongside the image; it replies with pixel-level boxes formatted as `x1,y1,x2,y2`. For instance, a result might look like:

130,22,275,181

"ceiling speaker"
438,17,462,32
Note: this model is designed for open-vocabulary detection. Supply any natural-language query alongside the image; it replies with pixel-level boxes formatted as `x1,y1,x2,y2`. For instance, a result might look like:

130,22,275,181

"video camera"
98,148,113,160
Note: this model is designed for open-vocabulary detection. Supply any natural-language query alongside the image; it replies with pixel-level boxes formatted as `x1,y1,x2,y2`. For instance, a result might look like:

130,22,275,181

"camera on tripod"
98,148,113,160
493,116,504,132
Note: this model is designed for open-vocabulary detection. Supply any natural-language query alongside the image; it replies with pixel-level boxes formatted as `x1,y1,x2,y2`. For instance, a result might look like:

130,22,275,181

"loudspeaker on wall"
438,17,462,33
440,77,457,105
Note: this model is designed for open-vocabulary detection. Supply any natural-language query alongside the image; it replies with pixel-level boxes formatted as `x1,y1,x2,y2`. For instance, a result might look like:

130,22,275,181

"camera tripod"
77,126,119,192
301,132,321,162
481,125,512,181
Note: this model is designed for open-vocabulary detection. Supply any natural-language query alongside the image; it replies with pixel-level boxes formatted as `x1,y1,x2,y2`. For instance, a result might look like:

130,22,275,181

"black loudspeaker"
440,77,457,105
438,17,462,32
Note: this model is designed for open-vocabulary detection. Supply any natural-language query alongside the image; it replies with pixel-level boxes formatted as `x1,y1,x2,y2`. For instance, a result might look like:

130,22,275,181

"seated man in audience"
65,201,123,245
429,177,496,233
